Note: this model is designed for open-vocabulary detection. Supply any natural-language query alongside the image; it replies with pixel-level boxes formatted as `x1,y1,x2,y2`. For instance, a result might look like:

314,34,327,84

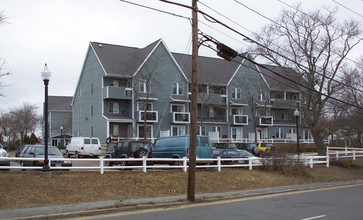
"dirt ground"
1,159,363,210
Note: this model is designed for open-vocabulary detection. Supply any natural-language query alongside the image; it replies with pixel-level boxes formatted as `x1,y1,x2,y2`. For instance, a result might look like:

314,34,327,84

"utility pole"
187,0,198,202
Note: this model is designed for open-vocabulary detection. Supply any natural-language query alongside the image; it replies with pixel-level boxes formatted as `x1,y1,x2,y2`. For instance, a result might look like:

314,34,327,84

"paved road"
82,184,363,220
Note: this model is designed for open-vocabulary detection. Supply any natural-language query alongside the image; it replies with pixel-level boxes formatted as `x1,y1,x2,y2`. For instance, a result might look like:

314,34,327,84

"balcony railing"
259,116,273,126
138,111,158,123
103,86,132,100
172,112,190,124
232,115,248,125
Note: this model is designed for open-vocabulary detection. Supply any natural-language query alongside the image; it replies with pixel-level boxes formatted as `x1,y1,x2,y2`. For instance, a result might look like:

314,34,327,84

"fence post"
336,151,339,160
183,157,187,172
249,158,252,171
310,157,313,168
353,151,356,160
345,146,348,156
142,156,147,173
217,156,221,172
100,156,104,174
326,146,329,155
326,155,329,167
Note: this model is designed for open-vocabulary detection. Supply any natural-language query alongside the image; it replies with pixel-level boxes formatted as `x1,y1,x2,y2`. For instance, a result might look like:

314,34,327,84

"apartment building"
71,39,311,144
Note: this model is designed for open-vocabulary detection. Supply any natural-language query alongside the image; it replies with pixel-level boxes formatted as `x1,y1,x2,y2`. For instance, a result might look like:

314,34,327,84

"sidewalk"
2,179,363,220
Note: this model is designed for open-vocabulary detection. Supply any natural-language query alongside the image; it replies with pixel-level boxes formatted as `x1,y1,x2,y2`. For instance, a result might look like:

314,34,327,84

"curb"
2,179,363,220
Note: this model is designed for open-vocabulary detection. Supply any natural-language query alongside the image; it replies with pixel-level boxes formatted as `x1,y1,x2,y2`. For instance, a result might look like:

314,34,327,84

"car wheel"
65,151,71,158
170,157,181,166
120,159,128,167
75,152,80,158
104,157,113,166
135,148,148,158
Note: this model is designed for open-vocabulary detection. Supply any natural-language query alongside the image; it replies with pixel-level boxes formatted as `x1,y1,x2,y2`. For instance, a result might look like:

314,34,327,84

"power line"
332,0,363,18
199,32,362,109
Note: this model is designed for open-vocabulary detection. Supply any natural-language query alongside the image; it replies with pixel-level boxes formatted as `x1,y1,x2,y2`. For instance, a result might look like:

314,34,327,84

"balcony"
259,116,273,126
103,86,132,100
231,115,248,125
172,112,190,124
198,94,227,105
137,111,158,123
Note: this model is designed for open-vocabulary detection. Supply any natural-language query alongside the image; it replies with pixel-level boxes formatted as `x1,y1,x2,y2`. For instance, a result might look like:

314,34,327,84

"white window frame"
232,88,241,99
139,79,150,93
137,102,153,111
109,102,119,114
171,125,185,136
211,126,222,137
172,82,183,95
171,104,185,112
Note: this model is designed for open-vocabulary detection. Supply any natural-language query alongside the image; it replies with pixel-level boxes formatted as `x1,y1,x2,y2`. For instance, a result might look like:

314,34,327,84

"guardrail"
327,146,363,160
0,155,330,174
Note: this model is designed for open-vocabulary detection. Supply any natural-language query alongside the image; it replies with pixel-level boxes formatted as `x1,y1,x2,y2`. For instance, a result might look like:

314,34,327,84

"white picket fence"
0,155,330,174
2,146,362,174
327,146,363,160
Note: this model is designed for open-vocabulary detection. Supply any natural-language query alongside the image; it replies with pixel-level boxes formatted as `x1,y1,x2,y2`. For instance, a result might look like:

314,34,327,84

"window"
78,88,82,97
138,102,152,111
258,90,265,101
171,125,185,136
108,102,119,113
231,88,241,99
90,106,93,116
197,126,206,135
231,107,243,115
209,107,214,117
110,79,119,87
211,126,222,137
139,79,150,93
171,104,185,112
138,125,152,139
90,84,94,96
90,127,94,137
78,107,82,117
275,128,284,139
199,136,210,147
112,124,119,136
172,82,183,95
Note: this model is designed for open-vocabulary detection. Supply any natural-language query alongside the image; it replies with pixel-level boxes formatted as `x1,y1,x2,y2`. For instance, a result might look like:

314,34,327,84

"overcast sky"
1,0,362,115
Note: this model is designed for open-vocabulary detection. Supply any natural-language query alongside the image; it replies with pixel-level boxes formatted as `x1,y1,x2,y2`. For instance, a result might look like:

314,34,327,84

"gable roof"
172,53,242,85
48,96,72,111
90,40,159,77
259,64,301,91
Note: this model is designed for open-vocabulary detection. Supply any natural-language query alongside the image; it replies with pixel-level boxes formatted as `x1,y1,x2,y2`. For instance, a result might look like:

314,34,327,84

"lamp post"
60,126,63,146
294,108,300,156
41,64,51,172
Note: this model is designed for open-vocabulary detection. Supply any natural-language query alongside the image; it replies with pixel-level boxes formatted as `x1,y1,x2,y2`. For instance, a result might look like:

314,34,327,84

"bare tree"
10,103,40,145
0,111,16,145
0,11,10,97
133,54,165,140
250,5,362,155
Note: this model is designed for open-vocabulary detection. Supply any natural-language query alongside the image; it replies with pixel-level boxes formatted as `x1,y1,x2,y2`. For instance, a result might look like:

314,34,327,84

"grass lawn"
1,159,363,210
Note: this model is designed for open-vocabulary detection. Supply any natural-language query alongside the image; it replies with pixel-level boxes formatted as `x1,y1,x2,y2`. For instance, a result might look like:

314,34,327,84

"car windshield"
131,142,150,151
35,147,63,156
222,150,239,156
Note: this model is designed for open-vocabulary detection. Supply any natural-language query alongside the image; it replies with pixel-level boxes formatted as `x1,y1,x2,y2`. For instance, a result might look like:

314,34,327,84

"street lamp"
41,64,51,172
294,108,300,156
60,126,63,146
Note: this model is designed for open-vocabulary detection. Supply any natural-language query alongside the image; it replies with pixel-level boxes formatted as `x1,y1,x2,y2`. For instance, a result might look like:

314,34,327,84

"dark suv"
105,140,152,166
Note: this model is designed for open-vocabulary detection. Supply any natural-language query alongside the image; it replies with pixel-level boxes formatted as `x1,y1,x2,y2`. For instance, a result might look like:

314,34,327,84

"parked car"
16,144,32,157
66,137,101,158
104,140,152,166
152,135,214,165
0,147,10,170
212,149,242,165
237,149,262,165
20,145,72,169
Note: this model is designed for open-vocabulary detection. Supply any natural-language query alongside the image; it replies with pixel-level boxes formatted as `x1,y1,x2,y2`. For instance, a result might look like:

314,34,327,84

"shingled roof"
89,40,298,88
90,40,159,76
48,96,72,111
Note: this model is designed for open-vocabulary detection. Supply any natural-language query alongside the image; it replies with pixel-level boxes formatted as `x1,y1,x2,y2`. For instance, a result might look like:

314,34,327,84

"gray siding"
72,47,107,142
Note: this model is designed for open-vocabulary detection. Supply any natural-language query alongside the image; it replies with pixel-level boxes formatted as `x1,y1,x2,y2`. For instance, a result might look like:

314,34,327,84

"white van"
66,137,101,158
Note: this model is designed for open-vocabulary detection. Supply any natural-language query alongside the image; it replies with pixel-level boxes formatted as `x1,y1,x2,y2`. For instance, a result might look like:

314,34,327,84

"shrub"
259,151,310,177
